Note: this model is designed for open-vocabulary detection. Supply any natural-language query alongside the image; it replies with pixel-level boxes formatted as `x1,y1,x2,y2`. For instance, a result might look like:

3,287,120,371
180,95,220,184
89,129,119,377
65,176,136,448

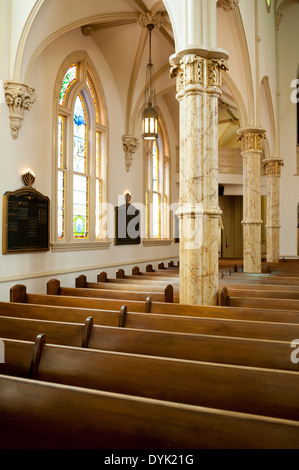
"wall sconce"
21,169,35,188
124,191,131,205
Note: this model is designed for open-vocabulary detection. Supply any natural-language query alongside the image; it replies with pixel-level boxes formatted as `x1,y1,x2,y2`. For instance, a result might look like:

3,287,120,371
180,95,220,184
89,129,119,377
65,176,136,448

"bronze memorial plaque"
3,188,50,254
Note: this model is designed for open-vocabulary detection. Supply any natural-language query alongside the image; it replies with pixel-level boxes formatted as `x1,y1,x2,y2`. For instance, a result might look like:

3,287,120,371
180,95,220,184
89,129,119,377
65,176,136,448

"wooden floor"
1,258,299,449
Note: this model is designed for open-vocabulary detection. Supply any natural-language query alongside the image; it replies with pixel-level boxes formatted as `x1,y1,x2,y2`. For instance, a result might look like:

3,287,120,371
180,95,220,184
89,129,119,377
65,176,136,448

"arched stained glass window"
73,95,88,239
59,64,77,105
145,124,170,240
54,56,107,249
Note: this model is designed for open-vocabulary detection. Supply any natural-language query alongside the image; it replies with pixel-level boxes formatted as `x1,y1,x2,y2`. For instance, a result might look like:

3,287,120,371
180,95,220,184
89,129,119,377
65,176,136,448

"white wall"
278,3,299,256
0,22,179,300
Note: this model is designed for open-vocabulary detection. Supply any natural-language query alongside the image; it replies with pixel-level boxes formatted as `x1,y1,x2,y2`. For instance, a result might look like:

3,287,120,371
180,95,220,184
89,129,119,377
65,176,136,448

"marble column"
170,54,228,305
238,127,266,273
263,158,284,263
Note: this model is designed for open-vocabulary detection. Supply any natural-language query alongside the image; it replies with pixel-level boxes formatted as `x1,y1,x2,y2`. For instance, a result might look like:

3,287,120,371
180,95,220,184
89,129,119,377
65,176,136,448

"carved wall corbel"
122,135,139,172
4,81,37,139
217,0,239,11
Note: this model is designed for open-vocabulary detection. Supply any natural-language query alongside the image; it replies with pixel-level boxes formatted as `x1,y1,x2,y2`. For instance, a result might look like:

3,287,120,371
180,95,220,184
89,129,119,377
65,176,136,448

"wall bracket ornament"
217,0,239,11
4,81,37,140
122,135,139,172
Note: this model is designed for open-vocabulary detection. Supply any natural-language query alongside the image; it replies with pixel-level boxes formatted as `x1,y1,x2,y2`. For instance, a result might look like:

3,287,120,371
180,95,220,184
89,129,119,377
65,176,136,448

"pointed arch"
260,75,277,158
52,51,109,251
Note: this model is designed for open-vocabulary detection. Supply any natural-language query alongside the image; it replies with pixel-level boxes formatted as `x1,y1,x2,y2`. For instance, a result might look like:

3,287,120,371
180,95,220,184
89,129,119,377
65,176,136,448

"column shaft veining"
263,159,284,263
171,54,227,305
238,127,266,273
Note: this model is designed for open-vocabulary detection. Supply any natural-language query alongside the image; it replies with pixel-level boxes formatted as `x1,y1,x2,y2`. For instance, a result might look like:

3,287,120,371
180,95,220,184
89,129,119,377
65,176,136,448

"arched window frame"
52,53,110,252
143,116,171,245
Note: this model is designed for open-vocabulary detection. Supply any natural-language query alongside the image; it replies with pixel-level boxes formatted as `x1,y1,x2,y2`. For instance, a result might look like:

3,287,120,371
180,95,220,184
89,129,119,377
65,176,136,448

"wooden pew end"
118,306,127,328
75,275,87,288
145,297,152,313
97,272,108,282
47,279,61,295
132,266,141,276
10,284,27,303
219,287,230,306
29,333,46,380
146,264,155,273
81,316,94,348
116,269,125,279
165,285,174,303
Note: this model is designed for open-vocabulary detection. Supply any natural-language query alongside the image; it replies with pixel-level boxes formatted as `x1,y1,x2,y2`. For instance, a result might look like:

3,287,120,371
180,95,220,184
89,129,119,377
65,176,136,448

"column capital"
4,81,37,139
263,158,284,176
170,53,228,97
237,127,266,153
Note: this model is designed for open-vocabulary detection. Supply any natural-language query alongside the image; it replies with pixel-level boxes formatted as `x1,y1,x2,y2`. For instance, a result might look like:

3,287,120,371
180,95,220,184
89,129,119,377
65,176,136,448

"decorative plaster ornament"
122,135,139,172
4,81,37,139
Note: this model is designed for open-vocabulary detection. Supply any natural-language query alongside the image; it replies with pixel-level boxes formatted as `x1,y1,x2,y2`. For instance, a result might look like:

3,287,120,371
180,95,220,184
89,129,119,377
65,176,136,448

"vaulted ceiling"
79,0,240,148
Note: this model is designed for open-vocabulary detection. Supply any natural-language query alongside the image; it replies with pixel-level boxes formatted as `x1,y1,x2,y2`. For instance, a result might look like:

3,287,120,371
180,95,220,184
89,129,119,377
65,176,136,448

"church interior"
0,0,299,450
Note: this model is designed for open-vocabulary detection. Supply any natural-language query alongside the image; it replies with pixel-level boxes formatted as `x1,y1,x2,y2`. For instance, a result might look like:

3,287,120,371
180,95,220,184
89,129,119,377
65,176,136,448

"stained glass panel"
86,76,99,123
59,64,77,105
152,141,159,192
96,132,101,178
57,171,65,239
152,192,160,238
164,195,168,238
73,174,88,239
58,116,64,169
146,191,149,238
96,180,102,239
73,95,87,174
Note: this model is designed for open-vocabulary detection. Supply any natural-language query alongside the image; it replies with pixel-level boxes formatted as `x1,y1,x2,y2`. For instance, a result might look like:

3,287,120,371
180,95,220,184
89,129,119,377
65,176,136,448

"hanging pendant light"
142,24,158,141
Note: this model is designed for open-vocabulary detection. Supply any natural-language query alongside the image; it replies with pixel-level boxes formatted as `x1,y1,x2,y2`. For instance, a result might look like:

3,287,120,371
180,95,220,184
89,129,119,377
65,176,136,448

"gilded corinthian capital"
237,127,266,153
263,159,284,176
4,81,37,139
170,54,228,96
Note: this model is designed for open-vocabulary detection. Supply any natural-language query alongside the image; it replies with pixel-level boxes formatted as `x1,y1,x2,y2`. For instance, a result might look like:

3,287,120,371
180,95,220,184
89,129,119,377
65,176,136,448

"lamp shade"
142,102,158,140
142,24,158,141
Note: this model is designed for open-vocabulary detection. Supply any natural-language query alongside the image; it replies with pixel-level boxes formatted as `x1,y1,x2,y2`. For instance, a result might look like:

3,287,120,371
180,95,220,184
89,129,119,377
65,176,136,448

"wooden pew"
2,336,299,422
219,281,299,293
10,284,299,324
221,273,299,285
118,266,179,279
219,287,299,311
2,374,299,449
1,312,298,371
9,287,299,341
98,270,179,285
219,287,299,300
47,279,174,303
76,274,179,302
